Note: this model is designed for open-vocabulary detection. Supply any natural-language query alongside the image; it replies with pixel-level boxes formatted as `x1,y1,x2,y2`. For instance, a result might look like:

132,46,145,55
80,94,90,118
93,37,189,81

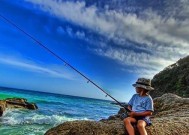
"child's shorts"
135,116,152,126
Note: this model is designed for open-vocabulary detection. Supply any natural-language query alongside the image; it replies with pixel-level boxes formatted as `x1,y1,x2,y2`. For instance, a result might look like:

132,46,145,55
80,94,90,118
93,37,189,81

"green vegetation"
151,55,189,98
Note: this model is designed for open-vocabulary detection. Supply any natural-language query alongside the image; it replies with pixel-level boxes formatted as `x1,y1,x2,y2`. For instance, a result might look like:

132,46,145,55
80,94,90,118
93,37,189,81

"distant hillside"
151,55,189,98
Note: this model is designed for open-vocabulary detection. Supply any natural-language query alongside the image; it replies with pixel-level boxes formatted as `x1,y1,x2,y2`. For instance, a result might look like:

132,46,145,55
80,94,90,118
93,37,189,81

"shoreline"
45,93,189,135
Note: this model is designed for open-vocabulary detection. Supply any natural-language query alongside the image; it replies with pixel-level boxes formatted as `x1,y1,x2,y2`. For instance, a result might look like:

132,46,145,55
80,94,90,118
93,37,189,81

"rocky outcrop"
45,93,189,135
0,98,38,116
0,100,6,116
5,98,38,110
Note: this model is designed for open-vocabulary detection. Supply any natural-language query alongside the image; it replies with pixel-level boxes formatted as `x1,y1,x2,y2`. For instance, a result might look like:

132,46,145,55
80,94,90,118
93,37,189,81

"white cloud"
66,26,73,37
0,55,76,80
26,0,189,47
26,0,189,77
75,30,85,39
95,47,174,75
57,25,86,39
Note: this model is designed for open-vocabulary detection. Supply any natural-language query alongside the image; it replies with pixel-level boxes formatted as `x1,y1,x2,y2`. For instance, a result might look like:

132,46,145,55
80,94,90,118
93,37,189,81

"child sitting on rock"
124,78,154,135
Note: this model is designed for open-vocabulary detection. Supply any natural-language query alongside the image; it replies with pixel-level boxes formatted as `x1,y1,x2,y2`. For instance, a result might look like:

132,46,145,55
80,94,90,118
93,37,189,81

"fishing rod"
0,14,131,112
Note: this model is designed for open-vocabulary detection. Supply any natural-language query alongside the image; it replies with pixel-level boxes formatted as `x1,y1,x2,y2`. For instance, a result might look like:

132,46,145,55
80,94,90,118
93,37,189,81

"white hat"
132,78,154,91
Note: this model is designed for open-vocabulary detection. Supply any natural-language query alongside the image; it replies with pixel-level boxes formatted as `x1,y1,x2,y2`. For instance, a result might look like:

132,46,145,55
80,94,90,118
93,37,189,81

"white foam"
0,109,89,126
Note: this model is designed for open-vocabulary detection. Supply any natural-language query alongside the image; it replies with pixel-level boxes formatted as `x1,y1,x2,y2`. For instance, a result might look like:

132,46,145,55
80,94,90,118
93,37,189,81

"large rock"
45,120,126,135
45,93,189,135
5,98,38,110
0,98,38,116
0,100,6,116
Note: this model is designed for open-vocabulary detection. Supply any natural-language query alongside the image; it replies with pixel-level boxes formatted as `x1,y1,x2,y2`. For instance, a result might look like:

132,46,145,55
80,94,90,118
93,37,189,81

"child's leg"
137,120,147,135
123,117,136,135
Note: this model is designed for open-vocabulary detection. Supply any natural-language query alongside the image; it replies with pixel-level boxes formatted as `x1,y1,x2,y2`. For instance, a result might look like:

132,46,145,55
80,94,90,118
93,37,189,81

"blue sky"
0,0,188,102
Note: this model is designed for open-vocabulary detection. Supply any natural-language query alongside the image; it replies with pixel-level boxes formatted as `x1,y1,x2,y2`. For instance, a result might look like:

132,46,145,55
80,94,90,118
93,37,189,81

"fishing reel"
119,107,130,120
120,112,129,120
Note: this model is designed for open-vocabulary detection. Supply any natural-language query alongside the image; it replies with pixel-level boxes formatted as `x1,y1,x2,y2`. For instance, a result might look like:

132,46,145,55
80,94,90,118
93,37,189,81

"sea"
0,87,120,135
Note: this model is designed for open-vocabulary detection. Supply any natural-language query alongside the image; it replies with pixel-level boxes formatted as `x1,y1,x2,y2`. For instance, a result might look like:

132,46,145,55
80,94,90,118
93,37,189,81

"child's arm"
127,105,132,111
129,111,152,117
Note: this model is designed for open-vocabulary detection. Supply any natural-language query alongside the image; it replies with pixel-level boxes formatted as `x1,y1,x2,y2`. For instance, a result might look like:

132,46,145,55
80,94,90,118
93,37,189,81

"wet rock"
0,101,6,116
0,98,38,116
6,98,38,110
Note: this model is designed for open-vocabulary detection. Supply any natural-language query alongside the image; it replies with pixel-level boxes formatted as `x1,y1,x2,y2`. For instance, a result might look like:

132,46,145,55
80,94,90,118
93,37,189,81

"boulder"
5,98,38,110
0,98,38,116
0,100,6,116
45,120,126,135
45,93,189,135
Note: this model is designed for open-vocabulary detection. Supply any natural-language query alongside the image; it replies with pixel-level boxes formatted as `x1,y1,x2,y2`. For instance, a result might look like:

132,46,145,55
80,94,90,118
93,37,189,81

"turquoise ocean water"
0,88,119,135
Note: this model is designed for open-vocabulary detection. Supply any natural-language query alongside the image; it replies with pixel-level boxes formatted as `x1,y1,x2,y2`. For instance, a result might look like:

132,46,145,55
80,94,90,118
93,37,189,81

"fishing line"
0,14,130,111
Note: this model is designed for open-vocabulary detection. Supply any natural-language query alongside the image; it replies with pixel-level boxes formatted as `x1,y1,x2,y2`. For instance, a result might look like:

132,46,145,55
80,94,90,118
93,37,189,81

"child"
124,78,154,135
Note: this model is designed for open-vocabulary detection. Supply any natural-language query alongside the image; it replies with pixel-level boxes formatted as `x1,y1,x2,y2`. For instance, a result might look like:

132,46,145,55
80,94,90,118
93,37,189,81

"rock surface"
0,98,38,116
45,93,189,135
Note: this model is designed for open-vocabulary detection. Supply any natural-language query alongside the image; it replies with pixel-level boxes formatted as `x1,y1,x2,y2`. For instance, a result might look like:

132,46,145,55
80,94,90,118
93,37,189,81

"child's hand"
128,111,136,117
